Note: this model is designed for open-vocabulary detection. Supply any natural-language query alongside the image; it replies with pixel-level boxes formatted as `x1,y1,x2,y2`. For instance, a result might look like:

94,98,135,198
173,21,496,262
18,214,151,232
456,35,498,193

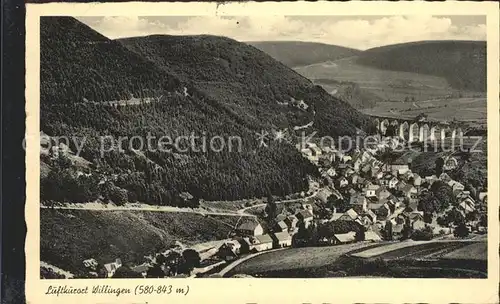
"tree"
411,226,433,241
355,228,366,241
454,222,469,238
112,266,142,278
180,249,201,275
146,263,166,278
265,192,278,220
435,158,445,176
384,220,393,241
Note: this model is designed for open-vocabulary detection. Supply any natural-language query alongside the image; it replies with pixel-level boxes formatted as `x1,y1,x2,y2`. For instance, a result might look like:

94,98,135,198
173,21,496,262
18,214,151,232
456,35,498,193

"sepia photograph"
24,1,499,303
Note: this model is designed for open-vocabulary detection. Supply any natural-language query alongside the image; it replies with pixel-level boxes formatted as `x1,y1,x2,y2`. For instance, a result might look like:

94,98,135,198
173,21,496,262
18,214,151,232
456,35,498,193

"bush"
411,226,434,241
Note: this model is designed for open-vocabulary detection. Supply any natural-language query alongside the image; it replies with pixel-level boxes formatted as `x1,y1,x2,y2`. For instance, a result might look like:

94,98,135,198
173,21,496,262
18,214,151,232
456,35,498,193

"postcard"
25,1,499,303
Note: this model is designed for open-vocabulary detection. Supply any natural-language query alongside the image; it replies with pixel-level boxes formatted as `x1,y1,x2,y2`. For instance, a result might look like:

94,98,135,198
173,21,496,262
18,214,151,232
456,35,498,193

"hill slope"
119,35,370,137
247,41,361,67
356,40,486,92
41,17,369,206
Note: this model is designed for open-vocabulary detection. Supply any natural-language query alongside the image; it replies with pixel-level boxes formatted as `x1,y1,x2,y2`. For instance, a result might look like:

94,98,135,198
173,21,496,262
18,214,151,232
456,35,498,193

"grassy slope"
356,40,486,92
40,209,239,275
295,56,459,103
248,41,361,67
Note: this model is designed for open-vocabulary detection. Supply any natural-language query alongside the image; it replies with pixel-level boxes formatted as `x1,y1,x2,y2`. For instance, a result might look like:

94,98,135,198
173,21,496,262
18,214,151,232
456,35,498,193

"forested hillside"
248,41,361,67
120,35,370,137
356,40,486,92
40,17,369,206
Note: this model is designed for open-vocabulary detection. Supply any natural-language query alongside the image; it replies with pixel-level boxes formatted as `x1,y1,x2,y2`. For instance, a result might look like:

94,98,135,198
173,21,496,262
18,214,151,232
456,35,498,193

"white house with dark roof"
236,221,264,236
271,232,292,248
296,210,314,228
338,209,358,221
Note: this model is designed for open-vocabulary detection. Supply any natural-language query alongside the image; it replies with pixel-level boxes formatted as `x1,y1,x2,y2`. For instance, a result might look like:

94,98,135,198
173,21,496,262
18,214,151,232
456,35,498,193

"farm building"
216,241,242,261
296,210,314,228
236,221,264,236
271,232,293,248
274,221,288,232
252,234,274,252
337,209,358,221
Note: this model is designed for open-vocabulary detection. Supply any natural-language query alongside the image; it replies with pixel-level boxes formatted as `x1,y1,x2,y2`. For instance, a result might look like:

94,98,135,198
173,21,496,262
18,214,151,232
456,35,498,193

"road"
40,204,257,217
237,191,318,214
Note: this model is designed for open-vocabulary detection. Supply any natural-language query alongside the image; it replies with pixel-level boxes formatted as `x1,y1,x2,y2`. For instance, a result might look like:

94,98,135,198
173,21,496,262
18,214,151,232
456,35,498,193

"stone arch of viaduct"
374,117,463,142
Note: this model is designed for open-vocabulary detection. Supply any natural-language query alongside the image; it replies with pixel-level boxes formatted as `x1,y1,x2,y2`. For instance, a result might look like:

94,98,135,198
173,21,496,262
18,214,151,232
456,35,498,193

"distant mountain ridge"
248,41,361,67
356,40,486,92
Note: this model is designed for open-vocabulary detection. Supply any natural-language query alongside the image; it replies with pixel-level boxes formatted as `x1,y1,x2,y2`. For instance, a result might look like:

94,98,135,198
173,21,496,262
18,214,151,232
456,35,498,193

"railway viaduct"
372,116,464,142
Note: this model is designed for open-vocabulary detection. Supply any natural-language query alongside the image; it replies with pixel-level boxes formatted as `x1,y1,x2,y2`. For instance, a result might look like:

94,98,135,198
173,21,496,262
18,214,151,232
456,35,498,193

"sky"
77,15,486,50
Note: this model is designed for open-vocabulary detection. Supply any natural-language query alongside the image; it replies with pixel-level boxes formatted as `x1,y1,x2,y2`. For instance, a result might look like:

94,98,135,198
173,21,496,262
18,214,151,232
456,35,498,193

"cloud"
78,15,486,50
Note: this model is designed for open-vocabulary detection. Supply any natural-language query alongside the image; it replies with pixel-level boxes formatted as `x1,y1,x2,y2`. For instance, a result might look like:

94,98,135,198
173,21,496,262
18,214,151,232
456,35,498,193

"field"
40,209,240,276
294,57,486,122
294,57,461,102
225,242,380,276
360,97,486,123
226,240,487,278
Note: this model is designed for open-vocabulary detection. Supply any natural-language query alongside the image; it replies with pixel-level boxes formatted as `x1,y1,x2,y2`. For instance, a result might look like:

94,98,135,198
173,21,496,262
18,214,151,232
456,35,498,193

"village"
41,119,488,280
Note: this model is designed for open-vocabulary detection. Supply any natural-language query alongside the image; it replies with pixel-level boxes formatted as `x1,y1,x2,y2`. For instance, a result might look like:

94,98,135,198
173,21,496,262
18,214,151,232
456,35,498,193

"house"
296,210,314,228
252,234,274,252
276,213,287,222
83,258,98,270
350,174,360,185
350,194,367,211
342,155,352,163
333,232,357,244
375,186,392,202
361,164,371,176
317,188,334,204
371,167,384,179
357,214,374,227
353,157,363,172
402,184,418,199
448,180,465,192
337,176,349,188
103,258,122,278
396,181,408,192
301,148,313,158
365,231,382,242
274,221,288,232
365,184,380,197
284,215,299,232
310,145,322,157
365,209,377,223
236,221,264,236
458,197,476,214
217,241,242,261
408,212,426,229
391,164,410,176
424,175,438,186
345,168,356,176
443,156,458,171
271,232,293,248
131,264,151,278
179,192,197,205
391,223,405,239
412,174,422,187
439,173,452,182
337,208,358,221
326,168,337,177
